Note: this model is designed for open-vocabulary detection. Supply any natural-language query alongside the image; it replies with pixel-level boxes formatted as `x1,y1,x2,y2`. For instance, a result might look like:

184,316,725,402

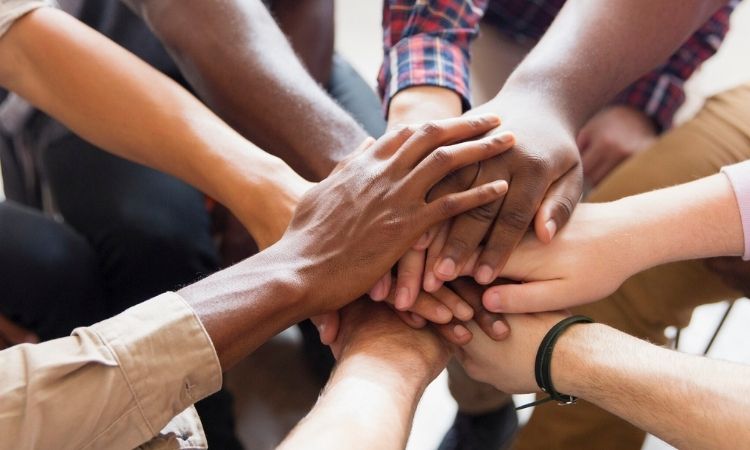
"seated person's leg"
514,83,750,450
39,131,242,450
0,201,103,341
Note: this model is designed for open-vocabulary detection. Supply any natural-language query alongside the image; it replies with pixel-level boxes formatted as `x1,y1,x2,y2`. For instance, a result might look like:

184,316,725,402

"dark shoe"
438,401,519,450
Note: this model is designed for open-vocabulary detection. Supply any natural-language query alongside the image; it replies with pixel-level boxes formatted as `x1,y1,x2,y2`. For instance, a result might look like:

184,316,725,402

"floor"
3,2,750,449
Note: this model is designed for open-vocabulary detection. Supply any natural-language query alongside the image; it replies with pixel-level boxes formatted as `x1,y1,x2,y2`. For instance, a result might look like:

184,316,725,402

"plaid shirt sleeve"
615,1,739,131
378,0,489,114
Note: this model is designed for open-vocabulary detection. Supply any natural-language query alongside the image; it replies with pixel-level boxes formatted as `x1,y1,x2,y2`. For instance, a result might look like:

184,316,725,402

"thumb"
534,169,581,243
311,312,340,345
482,280,571,313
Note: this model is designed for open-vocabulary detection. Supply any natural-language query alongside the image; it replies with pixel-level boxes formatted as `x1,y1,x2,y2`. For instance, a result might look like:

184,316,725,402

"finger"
533,167,582,243
394,115,501,168
395,309,428,329
434,198,503,282
473,307,511,341
371,125,417,159
425,180,509,229
413,225,439,251
424,222,451,292
387,291,453,324
448,278,509,341
409,132,515,193
483,280,574,313
0,335,9,350
394,249,427,311
473,175,547,284
433,320,474,346
311,312,340,345
432,286,475,322
0,314,37,345
368,273,391,301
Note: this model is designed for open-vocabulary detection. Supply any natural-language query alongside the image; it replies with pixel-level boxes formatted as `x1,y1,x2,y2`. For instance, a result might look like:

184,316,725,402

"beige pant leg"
514,84,750,450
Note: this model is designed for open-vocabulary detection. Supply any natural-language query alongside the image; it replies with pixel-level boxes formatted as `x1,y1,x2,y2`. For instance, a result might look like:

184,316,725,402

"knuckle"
500,208,532,231
548,194,575,222
430,147,454,167
419,121,443,138
445,235,473,254
439,196,459,217
520,154,551,177
392,124,414,140
465,201,498,223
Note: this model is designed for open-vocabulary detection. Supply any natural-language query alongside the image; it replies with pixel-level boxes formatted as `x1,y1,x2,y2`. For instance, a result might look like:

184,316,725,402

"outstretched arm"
457,311,750,450
279,300,450,450
123,0,368,181
0,117,510,448
482,169,744,313
0,7,310,248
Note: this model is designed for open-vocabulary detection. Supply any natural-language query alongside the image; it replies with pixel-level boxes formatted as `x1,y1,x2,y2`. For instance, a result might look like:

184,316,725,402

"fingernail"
497,131,514,143
415,232,430,249
492,180,508,194
435,305,453,322
454,324,470,339
436,258,456,278
475,265,494,284
484,292,503,311
456,303,474,321
424,272,441,292
24,334,38,344
411,313,427,327
316,322,326,338
395,287,410,310
492,320,509,337
545,219,557,240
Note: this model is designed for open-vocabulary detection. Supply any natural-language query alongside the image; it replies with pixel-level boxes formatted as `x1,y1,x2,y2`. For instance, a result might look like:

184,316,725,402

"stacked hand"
368,90,583,341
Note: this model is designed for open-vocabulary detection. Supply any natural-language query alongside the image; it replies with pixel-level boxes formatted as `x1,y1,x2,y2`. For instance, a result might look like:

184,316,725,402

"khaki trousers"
450,74,750,446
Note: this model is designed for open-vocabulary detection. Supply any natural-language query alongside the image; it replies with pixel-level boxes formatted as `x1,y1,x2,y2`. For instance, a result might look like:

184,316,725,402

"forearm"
178,241,312,370
124,0,367,180
555,324,750,449
613,173,743,271
0,8,306,245
279,353,428,450
501,0,727,132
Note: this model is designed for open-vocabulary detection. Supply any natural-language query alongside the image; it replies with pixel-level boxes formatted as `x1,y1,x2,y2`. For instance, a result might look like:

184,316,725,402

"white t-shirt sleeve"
0,0,56,38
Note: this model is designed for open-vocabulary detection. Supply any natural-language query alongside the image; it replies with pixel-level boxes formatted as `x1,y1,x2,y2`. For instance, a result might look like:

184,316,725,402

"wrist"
388,86,462,126
226,157,312,249
549,322,609,398
335,351,432,398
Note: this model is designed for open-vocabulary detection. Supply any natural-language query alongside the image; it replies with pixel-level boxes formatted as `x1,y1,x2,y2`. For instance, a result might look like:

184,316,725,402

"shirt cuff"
87,292,222,437
379,35,472,116
721,160,750,260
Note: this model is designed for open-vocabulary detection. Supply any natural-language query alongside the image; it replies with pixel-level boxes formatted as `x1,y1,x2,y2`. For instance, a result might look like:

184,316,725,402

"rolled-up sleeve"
378,0,489,114
614,0,738,131
0,0,56,38
0,292,222,450
722,160,750,260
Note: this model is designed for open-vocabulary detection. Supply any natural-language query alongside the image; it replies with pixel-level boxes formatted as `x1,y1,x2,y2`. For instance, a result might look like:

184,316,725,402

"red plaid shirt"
379,0,740,130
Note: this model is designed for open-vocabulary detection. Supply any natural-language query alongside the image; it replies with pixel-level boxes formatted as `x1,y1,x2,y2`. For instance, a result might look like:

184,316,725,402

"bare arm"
458,310,750,450
483,173,743,313
278,301,449,450
123,0,367,181
0,7,310,248
555,323,750,450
